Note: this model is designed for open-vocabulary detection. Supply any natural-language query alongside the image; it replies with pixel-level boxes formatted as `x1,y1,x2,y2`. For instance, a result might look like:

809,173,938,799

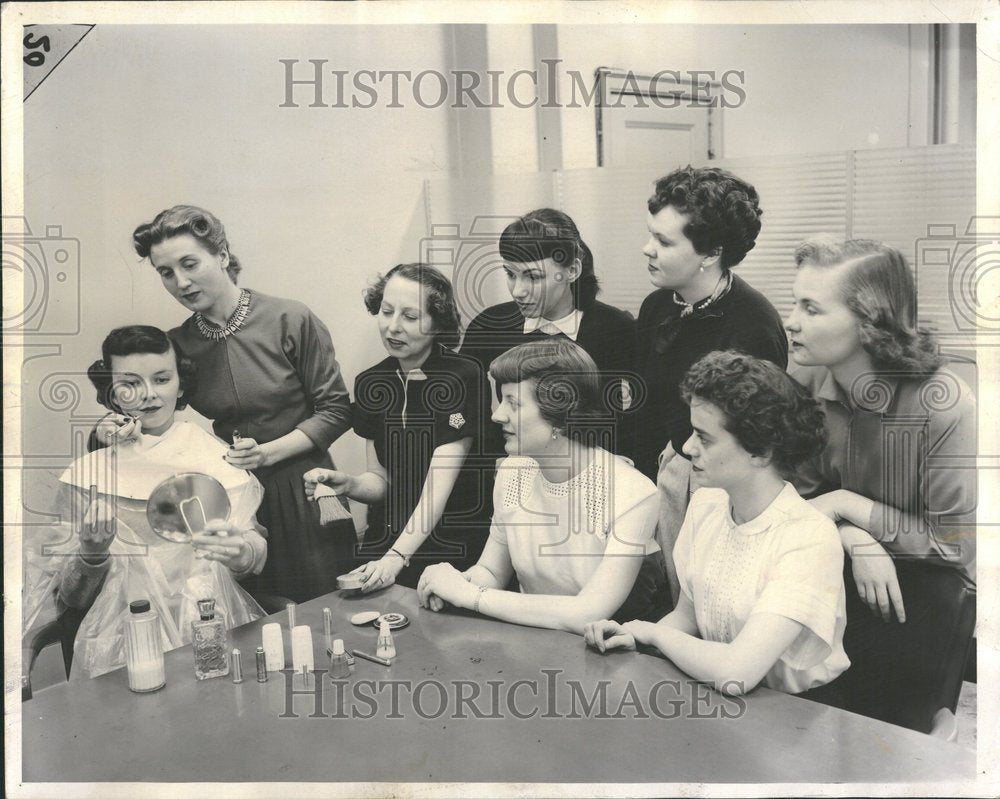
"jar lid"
129,599,151,614
374,612,409,630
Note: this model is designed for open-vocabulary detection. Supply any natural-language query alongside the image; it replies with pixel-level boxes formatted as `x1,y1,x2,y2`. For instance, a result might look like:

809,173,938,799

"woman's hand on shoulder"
191,519,254,573
584,619,637,653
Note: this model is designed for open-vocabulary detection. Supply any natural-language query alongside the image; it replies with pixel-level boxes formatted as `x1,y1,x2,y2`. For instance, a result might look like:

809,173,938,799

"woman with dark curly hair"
24,326,267,678
786,239,976,622
634,166,788,604
586,351,849,697
304,263,492,589
417,338,668,632
462,208,637,458
96,206,356,602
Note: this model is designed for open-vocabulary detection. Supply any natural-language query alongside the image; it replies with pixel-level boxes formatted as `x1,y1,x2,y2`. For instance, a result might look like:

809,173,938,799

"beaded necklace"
654,272,735,354
194,288,252,341
671,271,733,318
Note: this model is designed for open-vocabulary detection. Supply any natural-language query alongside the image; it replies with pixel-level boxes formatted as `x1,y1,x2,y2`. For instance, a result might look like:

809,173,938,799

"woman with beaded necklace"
635,166,787,606
98,205,355,603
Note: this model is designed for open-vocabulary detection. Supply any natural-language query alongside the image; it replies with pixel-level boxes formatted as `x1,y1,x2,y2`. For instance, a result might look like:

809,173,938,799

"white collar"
396,367,428,382
523,308,583,341
726,482,800,536
59,421,255,500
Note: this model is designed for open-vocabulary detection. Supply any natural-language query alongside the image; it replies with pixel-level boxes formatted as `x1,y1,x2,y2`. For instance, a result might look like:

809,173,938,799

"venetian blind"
425,144,975,342
850,145,977,350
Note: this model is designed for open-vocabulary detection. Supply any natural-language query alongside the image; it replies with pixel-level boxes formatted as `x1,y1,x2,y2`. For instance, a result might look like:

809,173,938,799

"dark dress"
461,299,638,459
170,290,356,603
351,343,493,587
633,274,788,480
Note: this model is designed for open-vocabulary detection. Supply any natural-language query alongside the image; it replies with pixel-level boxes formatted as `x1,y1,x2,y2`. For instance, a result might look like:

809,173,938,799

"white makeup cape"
23,422,265,679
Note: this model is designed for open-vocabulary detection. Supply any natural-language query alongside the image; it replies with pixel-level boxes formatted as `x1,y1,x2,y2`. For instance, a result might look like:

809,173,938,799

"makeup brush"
312,481,353,524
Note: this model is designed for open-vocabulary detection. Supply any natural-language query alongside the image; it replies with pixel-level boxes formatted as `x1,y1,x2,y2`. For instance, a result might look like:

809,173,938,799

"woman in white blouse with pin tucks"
586,351,849,696
417,338,668,634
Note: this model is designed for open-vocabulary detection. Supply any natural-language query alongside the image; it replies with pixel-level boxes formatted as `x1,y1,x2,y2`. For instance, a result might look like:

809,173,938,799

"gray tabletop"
22,585,974,783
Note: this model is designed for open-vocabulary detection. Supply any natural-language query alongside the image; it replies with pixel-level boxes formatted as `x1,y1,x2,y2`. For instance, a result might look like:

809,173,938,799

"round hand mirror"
146,472,231,543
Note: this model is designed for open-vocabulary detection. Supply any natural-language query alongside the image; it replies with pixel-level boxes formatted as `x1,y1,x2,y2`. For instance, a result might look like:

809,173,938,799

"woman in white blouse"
417,338,667,634
585,350,850,696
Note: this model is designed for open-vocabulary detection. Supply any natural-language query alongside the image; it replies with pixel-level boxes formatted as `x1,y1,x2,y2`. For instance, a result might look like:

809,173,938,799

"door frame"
594,66,724,166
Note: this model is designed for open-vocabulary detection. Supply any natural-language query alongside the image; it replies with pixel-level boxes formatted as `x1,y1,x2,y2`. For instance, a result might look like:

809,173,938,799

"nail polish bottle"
329,638,350,679
375,620,396,660
192,598,230,680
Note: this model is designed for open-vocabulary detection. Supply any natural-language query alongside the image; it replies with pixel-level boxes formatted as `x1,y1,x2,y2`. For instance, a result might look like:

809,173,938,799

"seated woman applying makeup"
585,351,849,696
23,326,267,679
417,338,668,634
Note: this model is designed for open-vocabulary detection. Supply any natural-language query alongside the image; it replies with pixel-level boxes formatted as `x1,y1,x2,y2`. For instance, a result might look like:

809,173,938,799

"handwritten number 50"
23,33,51,67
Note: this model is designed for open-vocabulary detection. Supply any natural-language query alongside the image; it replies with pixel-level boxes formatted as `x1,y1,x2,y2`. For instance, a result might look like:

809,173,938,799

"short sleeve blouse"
489,449,659,596
673,484,850,694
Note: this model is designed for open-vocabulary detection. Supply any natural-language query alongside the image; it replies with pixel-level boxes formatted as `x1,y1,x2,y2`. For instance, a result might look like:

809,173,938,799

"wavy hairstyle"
648,166,763,269
363,262,462,349
498,208,600,312
87,325,197,412
681,350,827,476
133,205,242,283
794,238,943,374
489,338,603,442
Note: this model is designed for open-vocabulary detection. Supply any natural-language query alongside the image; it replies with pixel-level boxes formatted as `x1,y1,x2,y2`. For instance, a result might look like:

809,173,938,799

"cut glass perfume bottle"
192,598,230,680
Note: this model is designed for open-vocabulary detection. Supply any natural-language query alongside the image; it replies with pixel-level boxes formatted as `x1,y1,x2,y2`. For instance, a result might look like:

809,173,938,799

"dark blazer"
460,299,637,458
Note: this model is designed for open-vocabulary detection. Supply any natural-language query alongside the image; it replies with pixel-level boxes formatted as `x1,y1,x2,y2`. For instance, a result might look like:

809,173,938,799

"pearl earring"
551,428,560,441
699,264,706,273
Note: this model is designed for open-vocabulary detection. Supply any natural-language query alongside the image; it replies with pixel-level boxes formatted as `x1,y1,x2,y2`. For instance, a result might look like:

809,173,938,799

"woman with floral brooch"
304,263,493,591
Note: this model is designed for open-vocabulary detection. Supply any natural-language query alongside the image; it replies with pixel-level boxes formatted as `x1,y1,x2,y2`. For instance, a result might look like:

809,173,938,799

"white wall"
486,26,540,175
554,24,921,168
22,25,457,511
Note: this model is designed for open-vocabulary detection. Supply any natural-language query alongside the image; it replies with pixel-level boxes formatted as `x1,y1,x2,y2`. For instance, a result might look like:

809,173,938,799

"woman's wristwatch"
388,547,410,567
473,585,488,614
